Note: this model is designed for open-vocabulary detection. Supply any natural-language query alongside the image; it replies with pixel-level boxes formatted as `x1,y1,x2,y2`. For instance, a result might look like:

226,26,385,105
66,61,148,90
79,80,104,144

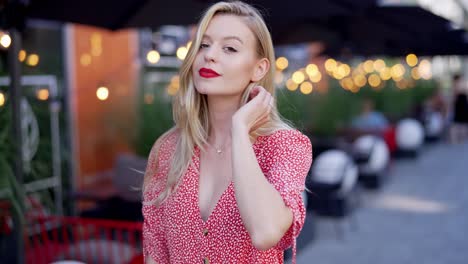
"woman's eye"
200,43,209,49
224,46,237,53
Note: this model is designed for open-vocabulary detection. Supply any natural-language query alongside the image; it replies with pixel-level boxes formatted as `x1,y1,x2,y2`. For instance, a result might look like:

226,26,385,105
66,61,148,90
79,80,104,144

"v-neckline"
194,146,233,224
193,135,265,224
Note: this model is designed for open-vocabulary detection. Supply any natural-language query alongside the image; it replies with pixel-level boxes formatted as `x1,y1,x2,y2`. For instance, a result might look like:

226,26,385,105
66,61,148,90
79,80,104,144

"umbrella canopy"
5,0,467,56
362,6,468,56
25,0,354,30
25,0,206,30
322,6,468,56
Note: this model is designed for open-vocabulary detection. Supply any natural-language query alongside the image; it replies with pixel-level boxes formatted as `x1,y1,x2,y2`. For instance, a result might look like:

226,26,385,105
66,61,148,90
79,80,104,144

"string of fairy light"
144,41,191,100
0,30,46,107
98,36,189,102
275,53,432,95
0,31,105,105
142,32,434,100
0,28,433,107
142,47,433,101
0,31,41,67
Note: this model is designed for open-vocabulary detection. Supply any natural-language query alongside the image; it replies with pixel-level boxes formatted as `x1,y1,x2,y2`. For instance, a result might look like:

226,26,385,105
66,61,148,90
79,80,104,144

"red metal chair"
382,125,397,154
1,197,144,264
25,215,143,264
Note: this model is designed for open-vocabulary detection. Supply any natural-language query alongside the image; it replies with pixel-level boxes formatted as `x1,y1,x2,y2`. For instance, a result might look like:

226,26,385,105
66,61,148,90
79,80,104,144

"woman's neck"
207,95,241,146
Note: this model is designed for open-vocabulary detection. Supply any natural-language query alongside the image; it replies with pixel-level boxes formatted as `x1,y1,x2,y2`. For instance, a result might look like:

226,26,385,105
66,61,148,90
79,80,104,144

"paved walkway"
293,141,468,264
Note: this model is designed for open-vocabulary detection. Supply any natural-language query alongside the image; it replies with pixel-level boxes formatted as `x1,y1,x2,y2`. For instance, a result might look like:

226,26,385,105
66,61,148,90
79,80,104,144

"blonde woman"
142,1,312,263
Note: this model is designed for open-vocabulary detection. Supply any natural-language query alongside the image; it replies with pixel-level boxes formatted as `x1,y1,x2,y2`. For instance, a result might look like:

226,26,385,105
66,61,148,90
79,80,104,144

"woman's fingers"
253,87,273,123
256,88,268,104
262,89,270,107
250,86,270,108
269,95,274,108
249,86,262,101
233,86,274,132
251,114,270,131
252,97,272,129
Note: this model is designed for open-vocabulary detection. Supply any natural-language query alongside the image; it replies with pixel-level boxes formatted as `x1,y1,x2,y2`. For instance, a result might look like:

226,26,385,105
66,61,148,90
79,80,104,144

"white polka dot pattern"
142,129,312,263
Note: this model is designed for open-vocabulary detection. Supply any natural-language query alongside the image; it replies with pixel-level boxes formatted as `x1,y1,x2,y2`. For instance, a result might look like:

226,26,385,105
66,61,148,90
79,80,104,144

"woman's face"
192,14,267,97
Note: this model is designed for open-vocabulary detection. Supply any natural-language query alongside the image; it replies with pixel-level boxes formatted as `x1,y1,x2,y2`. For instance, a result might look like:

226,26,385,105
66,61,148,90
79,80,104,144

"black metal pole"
8,28,25,264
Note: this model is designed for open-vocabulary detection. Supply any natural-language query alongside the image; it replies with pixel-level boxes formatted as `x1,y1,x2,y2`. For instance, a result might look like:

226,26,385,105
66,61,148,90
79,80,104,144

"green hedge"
277,79,436,136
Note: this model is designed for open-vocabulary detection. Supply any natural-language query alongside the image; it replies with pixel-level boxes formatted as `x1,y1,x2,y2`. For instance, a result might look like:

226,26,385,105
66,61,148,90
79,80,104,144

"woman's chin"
195,86,221,95
195,86,209,95
195,85,244,97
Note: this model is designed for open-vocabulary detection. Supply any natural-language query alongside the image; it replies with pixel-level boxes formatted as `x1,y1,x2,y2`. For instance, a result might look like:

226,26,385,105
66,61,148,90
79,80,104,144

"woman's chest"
163,167,236,221
159,144,270,235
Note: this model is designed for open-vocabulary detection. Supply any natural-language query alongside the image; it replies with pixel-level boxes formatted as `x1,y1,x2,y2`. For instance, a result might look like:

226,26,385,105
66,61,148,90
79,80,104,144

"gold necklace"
209,139,230,155
215,147,223,154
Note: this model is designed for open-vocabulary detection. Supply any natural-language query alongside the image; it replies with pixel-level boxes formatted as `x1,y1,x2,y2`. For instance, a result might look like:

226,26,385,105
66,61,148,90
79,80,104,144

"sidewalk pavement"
293,141,468,264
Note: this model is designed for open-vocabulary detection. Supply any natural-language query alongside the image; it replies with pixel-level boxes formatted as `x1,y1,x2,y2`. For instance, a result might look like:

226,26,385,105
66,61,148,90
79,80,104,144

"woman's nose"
204,46,217,62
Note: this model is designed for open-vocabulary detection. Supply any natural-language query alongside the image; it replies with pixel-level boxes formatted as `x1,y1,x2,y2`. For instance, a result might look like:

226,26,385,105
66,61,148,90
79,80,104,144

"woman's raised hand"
232,86,273,134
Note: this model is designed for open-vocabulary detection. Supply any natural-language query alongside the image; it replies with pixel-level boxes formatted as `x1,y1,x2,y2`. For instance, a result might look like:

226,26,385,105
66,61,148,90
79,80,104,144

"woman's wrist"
231,120,249,138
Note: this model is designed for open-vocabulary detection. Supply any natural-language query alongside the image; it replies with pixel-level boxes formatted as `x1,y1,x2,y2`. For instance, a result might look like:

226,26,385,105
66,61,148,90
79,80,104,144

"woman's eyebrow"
202,34,243,44
223,36,243,44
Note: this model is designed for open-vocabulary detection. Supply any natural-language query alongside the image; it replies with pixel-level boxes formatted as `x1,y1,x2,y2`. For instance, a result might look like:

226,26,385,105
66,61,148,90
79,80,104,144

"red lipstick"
199,68,220,78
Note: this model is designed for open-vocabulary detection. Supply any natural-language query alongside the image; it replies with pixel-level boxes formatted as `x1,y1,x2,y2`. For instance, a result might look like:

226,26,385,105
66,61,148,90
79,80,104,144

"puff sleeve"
264,130,312,252
142,139,170,264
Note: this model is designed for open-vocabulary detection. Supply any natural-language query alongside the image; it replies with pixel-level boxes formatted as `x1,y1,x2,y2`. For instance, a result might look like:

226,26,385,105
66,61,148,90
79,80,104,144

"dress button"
203,228,209,236
203,257,210,264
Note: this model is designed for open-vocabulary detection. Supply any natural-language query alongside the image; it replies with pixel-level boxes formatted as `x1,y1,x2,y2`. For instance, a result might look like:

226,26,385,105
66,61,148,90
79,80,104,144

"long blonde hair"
143,1,292,206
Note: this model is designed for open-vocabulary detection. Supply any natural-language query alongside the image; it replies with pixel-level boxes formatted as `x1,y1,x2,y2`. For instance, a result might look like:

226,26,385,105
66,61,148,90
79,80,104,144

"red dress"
142,129,312,263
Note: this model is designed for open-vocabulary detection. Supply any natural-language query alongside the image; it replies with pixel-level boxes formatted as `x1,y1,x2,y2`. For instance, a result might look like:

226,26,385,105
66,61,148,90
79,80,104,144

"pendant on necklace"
216,149,222,154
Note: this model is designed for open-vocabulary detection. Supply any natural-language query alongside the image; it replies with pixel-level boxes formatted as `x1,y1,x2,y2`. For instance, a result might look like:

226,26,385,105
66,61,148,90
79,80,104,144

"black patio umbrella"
361,6,468,56
269,0,378,45
22,0,392,48
267,5,468,57
321,6,468,57
22,0,357,30
9,1,468,58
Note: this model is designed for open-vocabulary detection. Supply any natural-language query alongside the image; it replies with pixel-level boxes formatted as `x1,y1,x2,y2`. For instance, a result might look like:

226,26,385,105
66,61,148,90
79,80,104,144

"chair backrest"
353,135,390,175
310,150,358,198
26,215,142,264
113,154,148,202
383,126,397,153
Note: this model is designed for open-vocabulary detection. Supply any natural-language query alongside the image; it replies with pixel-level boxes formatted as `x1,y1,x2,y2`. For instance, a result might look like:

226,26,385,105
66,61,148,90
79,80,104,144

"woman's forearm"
231,125,292,251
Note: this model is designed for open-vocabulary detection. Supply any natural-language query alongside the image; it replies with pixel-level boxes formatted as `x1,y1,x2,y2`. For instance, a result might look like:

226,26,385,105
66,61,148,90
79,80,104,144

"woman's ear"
251,58,270,82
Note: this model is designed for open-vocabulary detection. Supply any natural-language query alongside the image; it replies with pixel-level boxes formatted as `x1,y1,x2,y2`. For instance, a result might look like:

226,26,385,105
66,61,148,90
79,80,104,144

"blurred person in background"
450,74,468,143
427,86,448,119
351,98,390,133
141,1,312,264
417,85,448,139
423,87,449,120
